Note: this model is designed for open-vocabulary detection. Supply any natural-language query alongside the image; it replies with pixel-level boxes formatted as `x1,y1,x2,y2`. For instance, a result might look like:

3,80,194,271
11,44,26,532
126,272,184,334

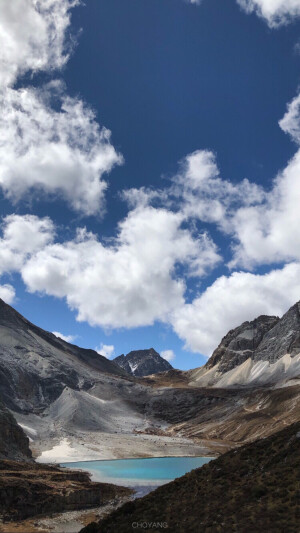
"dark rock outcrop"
205,302,300,375
206,315,279,373
254,302,300,363
0,403,32,461
114,348,173,376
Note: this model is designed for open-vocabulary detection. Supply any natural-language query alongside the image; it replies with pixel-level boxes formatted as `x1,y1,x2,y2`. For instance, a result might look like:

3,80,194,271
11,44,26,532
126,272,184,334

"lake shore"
34,431,228,464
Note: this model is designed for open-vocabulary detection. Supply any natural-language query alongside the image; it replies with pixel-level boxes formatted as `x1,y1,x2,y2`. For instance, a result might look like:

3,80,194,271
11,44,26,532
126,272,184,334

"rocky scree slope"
82,422,300,533
0,298,126,413
0,298,300,459
114,349,173,376
0,391,132,524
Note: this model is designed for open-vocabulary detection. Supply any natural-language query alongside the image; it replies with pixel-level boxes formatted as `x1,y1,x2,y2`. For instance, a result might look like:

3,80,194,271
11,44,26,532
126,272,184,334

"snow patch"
36,438,104,463
18,423,37,439
129,362,138,374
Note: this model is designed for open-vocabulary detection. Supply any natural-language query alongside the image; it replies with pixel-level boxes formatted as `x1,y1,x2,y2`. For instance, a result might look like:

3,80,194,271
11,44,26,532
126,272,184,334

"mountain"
0,297,299,463
189,302,300,388
83,421,300,533
0,299,206,461
0,298,125,413
114,348,173,376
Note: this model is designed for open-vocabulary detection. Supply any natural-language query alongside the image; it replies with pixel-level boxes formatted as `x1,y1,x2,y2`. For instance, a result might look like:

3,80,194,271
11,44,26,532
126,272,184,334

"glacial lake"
61,456,213,494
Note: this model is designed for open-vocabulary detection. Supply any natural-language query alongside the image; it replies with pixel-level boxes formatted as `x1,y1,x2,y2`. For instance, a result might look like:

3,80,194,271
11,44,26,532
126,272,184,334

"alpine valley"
0,298,300,532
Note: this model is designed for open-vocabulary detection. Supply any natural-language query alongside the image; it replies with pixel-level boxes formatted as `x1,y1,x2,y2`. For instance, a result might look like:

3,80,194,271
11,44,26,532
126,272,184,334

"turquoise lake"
61,456,213,491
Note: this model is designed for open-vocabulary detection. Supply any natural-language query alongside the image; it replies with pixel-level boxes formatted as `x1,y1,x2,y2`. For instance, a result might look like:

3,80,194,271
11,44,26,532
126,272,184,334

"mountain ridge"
188,301,300,388
0,298,299,463
114,348,173,376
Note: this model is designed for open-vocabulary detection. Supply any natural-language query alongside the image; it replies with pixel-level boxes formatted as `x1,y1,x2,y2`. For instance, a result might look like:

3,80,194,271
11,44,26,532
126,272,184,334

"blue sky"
1,0,300,369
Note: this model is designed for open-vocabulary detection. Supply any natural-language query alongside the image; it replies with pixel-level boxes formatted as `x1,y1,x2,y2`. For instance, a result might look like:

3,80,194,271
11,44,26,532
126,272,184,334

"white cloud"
0,0,78,88
1,135,299,357
172,262,300,355
226,95,300,269
0,85,122,216
171,150,264,225
0,214,54,276
161,349,176,362
96,343,115,359
0,284,16,305
228,151,300,268
149,143,300,271
52,331,76,343
279,92,300,144
0,1,122,215
237,0,300,27
21,206,220,328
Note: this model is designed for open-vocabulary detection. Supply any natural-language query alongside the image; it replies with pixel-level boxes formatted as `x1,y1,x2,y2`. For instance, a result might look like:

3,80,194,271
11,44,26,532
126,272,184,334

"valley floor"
34,432,226,464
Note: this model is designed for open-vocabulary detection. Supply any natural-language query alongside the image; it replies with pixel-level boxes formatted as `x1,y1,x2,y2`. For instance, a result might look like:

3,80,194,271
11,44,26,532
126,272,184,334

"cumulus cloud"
237,0,300,27
171,150,264,225
225,96,300,269
142,145,300,271
52,331,77,343
161,349,176,362
1,132,299,356
228,153,300,268
279,92,300,144
0,0,121,215
0,214,54,276
21,206,220,329
172,263,300,355
0,85,122,215
96,344,115,359
0,284,16,305
123,141,300,355
0,0,78,88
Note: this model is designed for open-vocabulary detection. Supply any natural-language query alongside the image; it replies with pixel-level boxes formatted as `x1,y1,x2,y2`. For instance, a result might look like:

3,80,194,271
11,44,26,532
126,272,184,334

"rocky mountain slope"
189,302,300,388
0,298,299,462
82,422,300,533
0,298,125,413
0,403,32,461
114,349,173,376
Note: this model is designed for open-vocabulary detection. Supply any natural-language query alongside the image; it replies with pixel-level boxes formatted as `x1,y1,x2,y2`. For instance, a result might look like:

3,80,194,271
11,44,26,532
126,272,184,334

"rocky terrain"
0,298,125,414
82,422,300,533
114,349,173,376
188,302,300,388
0,460,132,523
0,403,32,462
0,298,300,530
0,400,132,531
0,298,299,463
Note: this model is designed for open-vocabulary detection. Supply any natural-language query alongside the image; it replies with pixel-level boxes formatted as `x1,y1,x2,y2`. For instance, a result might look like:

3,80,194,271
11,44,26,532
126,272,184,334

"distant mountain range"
0,297,299,464
114,349,173,376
